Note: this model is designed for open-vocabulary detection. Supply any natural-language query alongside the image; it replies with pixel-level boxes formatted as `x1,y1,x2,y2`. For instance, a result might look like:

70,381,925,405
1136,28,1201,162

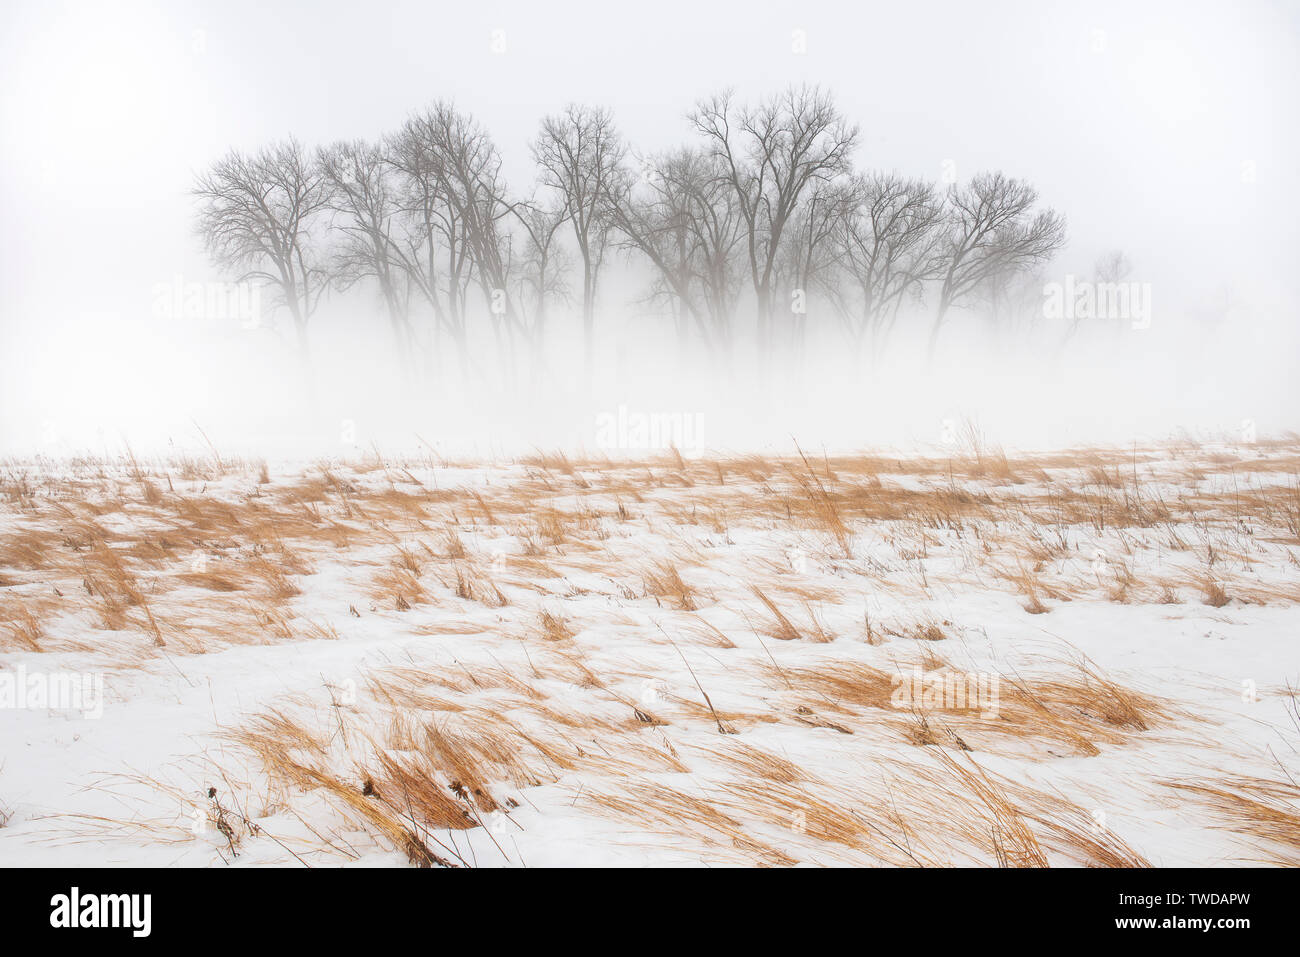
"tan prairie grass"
176,567,243,593
439,528,468,560
246,603,297,644
688,740,1149,867
5,444,1300,867
298,618,340,642
523,450,591,492
764,651,1166,759
391,542,424,577
0,657,1230,870
989,660,1171,755
400,718,535,812
691,739,807,785
15,439,1284,608
445,562,509,608
536,608,574,642
522,449,577,476
787,444,854,558
43,767,305,862
928,750,1049,867
228,704,509,845
215,663,734,863
81,541,165,646
370,567,428,611
245,553,305,602
1230,577,1300,606
643,559,698,611
1,600,44,651
997,558,1073,614
774,659,897,712
640,683,757,734
887,615,950,641
0,527,65,571
532,508,572,549
914,753,1153,867
1031,806,1151,868
1200,575,1232,608
1164,777,1300,865
241,747,471,867
715,777,916,864
584,782,798,866
683,616,737,649
743,586,794,641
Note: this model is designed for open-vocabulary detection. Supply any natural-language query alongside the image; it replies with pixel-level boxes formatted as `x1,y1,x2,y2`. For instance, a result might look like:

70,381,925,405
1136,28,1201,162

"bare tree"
317,139,420,383
929,171,1066,358
1094,249,1132,286
665,150,748,360
826,172,944,363
430,107,522,378
606,148,746,361
691,85,858,368
533,104,625,386
605,155,709,352
777,179,853,357
192,95,1092,388
1057,249,1133,347
390,103,525,385
508,199,570,378
193,138,331,360
387,110,478,375
986,265,1054,347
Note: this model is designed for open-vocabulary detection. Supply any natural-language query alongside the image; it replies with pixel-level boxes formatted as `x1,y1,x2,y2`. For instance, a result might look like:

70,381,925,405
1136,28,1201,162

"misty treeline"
194,85,1118,392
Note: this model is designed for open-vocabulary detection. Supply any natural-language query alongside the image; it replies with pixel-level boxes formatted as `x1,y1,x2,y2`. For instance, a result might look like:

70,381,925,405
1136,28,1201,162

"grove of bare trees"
193,85,1075,391
194,137,332,361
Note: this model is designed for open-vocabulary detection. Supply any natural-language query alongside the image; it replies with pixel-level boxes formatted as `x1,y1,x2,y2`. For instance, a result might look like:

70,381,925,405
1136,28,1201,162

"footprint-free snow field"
2,441,1297,867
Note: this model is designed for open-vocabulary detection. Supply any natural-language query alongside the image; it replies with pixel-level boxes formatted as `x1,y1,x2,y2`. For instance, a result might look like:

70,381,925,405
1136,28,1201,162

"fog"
2,0,1297,458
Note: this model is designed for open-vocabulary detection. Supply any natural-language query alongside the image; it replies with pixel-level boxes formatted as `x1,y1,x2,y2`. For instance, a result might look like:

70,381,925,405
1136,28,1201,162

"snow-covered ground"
1,440,1297,866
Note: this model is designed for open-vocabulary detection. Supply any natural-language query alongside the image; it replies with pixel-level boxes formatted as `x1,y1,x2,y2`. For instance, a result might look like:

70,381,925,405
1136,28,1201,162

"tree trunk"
582,259,595,397
756,284,773,383
927,297,950,363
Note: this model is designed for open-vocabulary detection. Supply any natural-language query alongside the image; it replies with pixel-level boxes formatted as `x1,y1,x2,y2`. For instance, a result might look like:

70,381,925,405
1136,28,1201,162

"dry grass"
1164,777,1300,865
643,560,698,611
5,440,1299,867
536,608,574,642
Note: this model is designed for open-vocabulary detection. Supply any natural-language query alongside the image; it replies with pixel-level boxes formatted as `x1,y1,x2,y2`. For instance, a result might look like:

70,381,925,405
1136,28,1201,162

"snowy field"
1,438,1297,867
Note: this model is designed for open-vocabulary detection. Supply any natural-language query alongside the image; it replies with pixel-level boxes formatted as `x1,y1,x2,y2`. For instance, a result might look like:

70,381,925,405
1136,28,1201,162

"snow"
1,443,1297,866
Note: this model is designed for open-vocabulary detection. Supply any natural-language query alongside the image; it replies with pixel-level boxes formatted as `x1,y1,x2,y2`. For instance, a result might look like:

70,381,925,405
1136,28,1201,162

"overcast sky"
1,0,1297,454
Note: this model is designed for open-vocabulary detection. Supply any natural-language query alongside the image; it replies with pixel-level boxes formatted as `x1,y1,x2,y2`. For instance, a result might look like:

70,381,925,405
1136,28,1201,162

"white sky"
1,0,1297,454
